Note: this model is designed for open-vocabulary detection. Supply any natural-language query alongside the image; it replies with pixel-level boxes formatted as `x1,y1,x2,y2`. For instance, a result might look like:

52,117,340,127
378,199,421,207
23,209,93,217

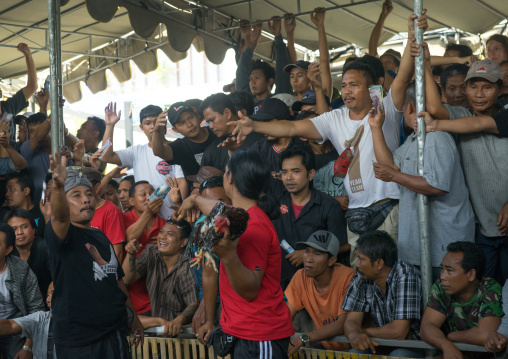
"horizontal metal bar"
0,43,123,59
0,0,32,17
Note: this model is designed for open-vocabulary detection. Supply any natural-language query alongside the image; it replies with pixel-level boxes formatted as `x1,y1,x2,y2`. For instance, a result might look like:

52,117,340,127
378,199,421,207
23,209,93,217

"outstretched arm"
345,311,380,353
311,8,332,97
49,153,70,241
100,102,123,166
18,43,38,101
420,111,501,135
152,110,174,160
235,21,262,94
368,1,393,57
421,307,463,358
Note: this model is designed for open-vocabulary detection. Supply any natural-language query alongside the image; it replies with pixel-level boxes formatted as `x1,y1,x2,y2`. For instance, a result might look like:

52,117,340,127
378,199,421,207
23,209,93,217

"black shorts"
233,337,290,359
55,330,129,359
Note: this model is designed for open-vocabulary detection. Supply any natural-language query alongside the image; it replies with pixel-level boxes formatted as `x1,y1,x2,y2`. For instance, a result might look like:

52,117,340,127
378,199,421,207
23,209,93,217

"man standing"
100,103,188,219
122,219,199,335
0,223,43,359
285,230,354,356
75,116,107,173
5,209,51,303
5,173,45,236
45,155,143,358
342,231,424,358
421,242,503,359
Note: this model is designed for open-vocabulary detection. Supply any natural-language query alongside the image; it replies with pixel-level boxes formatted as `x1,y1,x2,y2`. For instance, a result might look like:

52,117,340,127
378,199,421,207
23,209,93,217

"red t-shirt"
219,206,294,341
91,200,125,245
292,202,305,218
123,210,166,314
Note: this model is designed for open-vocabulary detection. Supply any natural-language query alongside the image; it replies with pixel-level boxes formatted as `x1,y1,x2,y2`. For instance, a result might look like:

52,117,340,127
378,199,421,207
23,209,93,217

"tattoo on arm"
180,303,199,324
129,254,136,272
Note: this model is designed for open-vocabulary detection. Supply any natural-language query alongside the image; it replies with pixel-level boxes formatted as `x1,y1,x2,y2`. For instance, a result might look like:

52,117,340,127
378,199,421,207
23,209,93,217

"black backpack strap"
47,318,55,358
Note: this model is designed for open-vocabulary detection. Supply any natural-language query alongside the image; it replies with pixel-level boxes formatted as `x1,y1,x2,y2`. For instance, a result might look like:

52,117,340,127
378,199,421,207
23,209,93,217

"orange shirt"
285,263,355,351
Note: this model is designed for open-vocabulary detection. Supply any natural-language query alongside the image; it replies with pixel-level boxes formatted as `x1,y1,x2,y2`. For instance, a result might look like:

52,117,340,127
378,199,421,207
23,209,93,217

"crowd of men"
0,1,507,358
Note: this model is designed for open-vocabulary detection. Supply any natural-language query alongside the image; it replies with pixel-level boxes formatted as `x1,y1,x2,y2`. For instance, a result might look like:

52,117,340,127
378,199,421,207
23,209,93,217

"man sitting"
123,181,166,315
285,230,355,356
342,230,423,358
5,173,45,237
421,242,503,359
122,219,199,336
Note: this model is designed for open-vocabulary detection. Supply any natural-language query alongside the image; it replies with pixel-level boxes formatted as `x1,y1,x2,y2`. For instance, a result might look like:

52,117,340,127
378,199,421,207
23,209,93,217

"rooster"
188,201,249,272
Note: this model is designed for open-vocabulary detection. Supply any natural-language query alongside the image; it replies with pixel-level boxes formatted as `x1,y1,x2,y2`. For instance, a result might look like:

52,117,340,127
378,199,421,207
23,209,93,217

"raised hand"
146,197,164,216
50,152,68,189
107,166,125,179
410,41,430,61
250,22,263,45
104,102,121,126
166,177,182,205
155,109,168,133
267,16,282,37
408,9,428,42
89,150,102,170
73,140,85,164
381,0,393,17
36,89,50,109
17,43,31,57
283,14,296,34
125,239,143,255
310,7,326,27
368,104,385,129
307,62,322,89
228,110,254,143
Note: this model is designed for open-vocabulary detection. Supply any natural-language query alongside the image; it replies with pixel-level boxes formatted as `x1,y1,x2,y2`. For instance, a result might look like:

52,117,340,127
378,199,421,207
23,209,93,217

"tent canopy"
0,0,506,102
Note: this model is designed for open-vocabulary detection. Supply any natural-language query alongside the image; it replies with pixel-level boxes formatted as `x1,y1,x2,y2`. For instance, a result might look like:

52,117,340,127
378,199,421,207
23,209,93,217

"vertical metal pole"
124,101,133,148
414,0,432,310
48,0,63,155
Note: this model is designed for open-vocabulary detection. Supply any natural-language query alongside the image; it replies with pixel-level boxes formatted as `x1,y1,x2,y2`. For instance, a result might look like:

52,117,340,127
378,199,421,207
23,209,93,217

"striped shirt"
341,260,422,339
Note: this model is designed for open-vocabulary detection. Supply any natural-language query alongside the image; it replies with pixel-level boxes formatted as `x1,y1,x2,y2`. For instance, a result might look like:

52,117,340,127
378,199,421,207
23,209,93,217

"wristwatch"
22,345,32,353
299,333,311,347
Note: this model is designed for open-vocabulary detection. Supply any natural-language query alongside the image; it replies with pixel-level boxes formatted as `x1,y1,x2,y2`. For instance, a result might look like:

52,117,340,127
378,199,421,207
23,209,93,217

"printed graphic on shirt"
86,243,119,281
280,205,289,214
344,125,365,193
156,161,173,175
194,153,204,166
318,311,339,326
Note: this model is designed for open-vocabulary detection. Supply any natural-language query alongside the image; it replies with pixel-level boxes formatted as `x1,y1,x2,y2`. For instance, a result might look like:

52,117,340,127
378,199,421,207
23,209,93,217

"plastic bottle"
149,182,171,201
280,239,295,254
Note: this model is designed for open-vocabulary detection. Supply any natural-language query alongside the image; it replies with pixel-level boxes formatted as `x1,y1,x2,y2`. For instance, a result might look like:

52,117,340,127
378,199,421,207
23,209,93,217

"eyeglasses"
165,218,185,229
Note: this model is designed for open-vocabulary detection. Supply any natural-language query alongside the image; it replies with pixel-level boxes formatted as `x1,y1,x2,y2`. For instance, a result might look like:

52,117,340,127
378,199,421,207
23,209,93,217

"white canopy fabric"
0,0,506,103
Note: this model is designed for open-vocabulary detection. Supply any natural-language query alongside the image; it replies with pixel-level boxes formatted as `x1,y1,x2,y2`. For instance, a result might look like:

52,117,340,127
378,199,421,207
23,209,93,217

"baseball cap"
250,98,291,122
465,59,503,83
167,102,195,126
291,90,331,112
139,105,162,123
222,79,236,93
296,230,340,257
186,166,224,186
283,60,311,73
381,49,402,63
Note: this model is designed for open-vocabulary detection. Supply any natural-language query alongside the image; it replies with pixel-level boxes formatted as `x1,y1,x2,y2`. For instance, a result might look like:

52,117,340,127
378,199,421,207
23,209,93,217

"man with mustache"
45,156,143,358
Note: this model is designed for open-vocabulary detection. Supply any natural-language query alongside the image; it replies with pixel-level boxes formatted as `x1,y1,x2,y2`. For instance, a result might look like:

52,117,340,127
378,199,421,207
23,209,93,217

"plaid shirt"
341,260,422,339
136,244,199,321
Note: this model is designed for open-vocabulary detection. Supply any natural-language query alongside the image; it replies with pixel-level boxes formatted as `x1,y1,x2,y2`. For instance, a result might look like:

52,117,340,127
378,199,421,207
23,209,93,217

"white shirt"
311,90,401,209
117,144,184,219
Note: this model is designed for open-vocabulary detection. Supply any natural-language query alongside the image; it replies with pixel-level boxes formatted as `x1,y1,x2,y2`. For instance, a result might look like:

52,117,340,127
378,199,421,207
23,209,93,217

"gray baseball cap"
296,230,340,257
465,59,503,83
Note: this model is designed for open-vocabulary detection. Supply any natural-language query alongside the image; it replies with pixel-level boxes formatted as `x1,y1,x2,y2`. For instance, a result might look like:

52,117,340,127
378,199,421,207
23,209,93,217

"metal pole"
48,0,63,155
124,101,133,148
414,0,432,314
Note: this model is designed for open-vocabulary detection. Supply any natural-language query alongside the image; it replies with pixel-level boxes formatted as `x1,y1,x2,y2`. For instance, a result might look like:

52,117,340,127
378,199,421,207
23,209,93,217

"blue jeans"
349,347,425,358
475,224,508,286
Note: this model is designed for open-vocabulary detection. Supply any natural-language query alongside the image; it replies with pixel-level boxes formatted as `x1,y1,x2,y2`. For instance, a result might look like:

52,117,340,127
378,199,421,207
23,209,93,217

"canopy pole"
124,101,133,148
48,0,63,156
414,0,432,305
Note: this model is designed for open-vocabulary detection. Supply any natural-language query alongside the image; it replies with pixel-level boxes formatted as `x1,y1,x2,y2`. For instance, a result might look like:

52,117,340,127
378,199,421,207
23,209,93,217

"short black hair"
4,208,36,229
229,91,254,116
357,55,385,83
0,223,16,249
440,63,469,89
343,62,376,87
280,146,316,172
446,241,486,281
199,176,223,195
200,93,236,116
128,180,151,198
107,179,119,191
87,116,106,143
166,218,192,239
356,230,398,267
249,59,275,81
26,112,47,126
445,43,473,58
8,173,35,202
344,55,358,68
185,98,202,110
120,175,135,187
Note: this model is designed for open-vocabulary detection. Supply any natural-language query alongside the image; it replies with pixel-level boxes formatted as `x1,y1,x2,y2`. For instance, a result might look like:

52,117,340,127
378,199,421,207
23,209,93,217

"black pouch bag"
207,325,238,357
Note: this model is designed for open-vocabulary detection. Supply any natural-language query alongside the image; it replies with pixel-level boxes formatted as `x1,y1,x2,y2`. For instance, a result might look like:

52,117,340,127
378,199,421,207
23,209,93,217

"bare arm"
447,316,501,346
101,102,123,165
4,144,27,170
421,307,463,358
121,251,142,285
0,319,22,336
125,198,163,242
390,171,446,196
311,8,332,97
196,261,219,344
49,153,70,241
369,109,398,169
176,177,189,200
29,118,51,151
368,1,392,57
118,279,144,347
306,63,329,115
152,110,174,160
17,44,38,101
364,319,411,340
284,15,297,64
421,111,500,135
430,55,476,67
344,311,380,353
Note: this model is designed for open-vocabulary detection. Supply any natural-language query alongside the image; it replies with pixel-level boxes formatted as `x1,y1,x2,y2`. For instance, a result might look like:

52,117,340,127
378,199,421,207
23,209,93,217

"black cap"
139,105,162,123
167,102,195,126
250,98,291,122
291,90,331,112
283,60,311,73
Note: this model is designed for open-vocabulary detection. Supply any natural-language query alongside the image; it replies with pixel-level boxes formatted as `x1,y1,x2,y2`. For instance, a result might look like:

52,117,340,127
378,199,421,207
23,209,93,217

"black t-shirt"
11,236,52,305
45,221,127,346
492,109,508,137
169,127,217,177
201,132,265,171
1,89,29,142
250,137,310,173
29,205,46,238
